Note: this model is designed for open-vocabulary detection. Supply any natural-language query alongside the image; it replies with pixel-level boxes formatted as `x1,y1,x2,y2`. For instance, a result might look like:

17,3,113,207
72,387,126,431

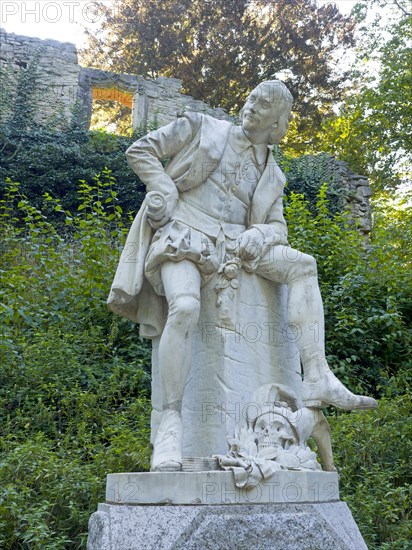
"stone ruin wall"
0,29,371,235
79,68,233,129
0,29,80,126
0,29,231,129
327,159,372,237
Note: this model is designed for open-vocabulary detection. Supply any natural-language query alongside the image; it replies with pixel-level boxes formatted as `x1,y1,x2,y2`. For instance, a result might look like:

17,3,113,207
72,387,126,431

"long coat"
107,113,288,338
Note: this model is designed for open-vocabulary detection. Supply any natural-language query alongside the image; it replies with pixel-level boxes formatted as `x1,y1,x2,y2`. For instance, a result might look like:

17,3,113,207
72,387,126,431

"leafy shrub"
285,185,412,396
330,396,412,549
0,176,151,548
0,176,410,548
0,127,145,218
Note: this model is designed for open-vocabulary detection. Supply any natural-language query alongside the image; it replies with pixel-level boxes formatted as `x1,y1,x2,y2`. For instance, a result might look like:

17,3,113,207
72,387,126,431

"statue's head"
239,80,293,144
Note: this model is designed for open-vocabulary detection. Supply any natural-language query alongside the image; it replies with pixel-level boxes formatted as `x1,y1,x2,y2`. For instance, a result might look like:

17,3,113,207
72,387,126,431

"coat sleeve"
251,195,288,246
126,116,194,200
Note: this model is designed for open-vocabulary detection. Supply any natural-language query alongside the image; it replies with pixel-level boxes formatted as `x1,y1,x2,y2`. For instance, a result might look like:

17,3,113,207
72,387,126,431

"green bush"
330,396,412,549
0,176,410,547
0,127,145,218
0,176,151,548
285,185,412,396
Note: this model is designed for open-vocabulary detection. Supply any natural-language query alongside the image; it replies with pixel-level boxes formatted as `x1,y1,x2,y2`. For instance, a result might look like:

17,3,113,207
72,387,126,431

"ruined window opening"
90,87,133,135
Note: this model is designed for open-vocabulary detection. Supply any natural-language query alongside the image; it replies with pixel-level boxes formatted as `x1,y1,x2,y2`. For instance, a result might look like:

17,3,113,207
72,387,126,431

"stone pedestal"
87,471,367,550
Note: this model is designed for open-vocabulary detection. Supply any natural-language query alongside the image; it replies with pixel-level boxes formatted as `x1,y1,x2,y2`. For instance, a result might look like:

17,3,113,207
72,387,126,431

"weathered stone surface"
150,271,302,459
0,29,80,128
86,511,111,549
325,156,373,237
87,500,367,550
356,185,373,198
105,470,339,505
1,29,232,130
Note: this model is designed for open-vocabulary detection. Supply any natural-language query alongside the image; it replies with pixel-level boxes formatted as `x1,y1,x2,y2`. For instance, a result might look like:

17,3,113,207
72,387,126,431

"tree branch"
390,0,411,16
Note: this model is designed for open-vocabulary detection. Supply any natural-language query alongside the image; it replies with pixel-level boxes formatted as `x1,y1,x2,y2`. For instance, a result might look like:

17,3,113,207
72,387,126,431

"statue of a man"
108,80,377,472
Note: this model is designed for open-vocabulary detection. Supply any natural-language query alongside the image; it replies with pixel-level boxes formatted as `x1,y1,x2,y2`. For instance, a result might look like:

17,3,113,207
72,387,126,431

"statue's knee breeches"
286,252,318,284
257,246,317,285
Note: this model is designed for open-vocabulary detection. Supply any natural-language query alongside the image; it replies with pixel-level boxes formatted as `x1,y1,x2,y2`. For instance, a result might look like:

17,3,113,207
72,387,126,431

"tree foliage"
82,0,356,150
319,1,412,191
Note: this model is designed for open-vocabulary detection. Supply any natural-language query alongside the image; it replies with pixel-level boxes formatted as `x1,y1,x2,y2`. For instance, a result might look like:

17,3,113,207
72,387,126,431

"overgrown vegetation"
0,126,144,217
1,4,411,544
285,185,412,396
0,56,147,217
0,174,410,548
0,127,349,222
0,175,152,548
330,397,412,550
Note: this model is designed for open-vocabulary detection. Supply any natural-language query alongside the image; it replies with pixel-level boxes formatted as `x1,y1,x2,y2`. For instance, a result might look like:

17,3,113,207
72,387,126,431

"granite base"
87,471,367,550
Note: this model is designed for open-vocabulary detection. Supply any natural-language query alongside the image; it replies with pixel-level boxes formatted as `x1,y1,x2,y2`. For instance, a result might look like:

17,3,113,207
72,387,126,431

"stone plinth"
87,471,367,550
87,501,366,550
105,470,339,505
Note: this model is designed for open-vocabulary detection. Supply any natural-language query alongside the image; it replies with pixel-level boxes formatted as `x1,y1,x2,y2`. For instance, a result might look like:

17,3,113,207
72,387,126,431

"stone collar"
229,125,271,166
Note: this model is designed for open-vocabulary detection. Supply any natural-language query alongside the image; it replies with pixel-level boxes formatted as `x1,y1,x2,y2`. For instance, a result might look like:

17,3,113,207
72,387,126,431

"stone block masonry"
0,29,81,127
0,29,372,236
87,471,367,549
0,29,231,130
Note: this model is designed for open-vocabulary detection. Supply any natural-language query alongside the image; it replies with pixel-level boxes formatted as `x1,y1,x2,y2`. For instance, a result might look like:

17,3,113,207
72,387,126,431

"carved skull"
254,413,298,452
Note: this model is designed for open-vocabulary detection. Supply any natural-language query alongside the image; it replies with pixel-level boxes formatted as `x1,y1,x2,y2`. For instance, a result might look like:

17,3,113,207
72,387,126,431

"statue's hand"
236,228,265,261
147,213,171,230
146,190,177,230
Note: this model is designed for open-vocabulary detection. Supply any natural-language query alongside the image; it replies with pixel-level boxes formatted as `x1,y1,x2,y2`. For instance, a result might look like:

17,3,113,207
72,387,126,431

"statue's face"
254,413,297,452
241,84,284,137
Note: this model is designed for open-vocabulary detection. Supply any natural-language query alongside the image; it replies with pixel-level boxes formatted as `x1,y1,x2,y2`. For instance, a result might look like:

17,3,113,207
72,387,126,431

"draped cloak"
107,112,287,338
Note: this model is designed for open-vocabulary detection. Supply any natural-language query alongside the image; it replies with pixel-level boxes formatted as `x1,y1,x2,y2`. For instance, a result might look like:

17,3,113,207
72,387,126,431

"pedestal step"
105,470,339,505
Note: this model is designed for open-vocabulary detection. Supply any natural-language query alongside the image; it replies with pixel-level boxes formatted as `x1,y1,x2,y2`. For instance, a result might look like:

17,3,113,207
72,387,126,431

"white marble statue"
108,80,377,473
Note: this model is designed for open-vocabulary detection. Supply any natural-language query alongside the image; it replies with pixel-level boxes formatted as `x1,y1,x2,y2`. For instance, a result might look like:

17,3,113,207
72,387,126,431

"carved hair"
239,80,294,144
